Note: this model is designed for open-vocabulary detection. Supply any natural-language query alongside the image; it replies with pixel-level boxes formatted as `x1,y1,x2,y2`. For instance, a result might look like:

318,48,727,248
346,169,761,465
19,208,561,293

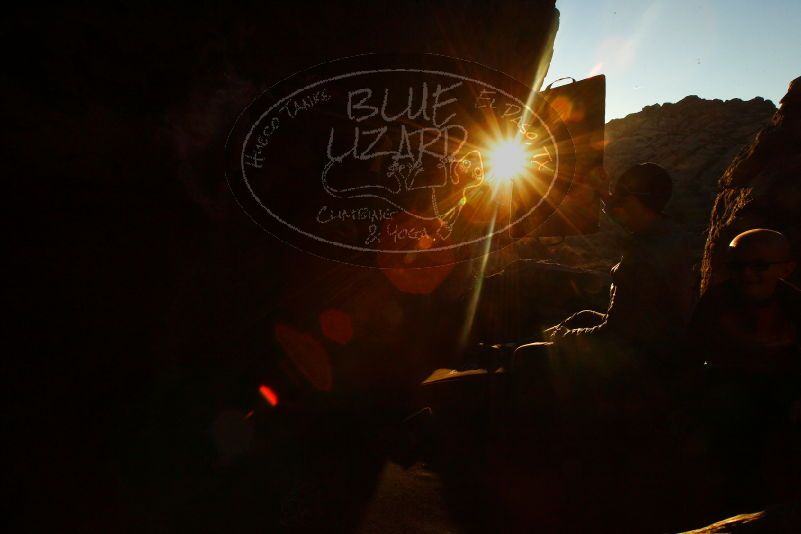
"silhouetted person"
690,228,800,372
503,164,698,520
514,162,695,376
688,229,801,510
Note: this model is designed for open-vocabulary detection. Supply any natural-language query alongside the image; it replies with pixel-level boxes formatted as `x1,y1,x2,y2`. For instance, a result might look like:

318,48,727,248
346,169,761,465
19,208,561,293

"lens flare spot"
259,385,279,407
418,234,434,249
319,308,353,345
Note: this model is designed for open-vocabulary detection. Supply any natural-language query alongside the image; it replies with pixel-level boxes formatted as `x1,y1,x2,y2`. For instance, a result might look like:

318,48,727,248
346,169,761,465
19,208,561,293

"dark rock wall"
6,3,561,531
701,77,801,291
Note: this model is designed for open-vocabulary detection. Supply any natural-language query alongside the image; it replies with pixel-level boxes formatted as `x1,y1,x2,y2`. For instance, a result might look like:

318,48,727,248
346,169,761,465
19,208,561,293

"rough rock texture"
701,77,801,291
7,3,563,532
546,94,777,273
682,501,801,533
607,95,777,240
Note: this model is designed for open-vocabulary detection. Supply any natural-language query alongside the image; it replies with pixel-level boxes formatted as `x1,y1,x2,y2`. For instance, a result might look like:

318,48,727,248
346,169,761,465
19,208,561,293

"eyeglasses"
727,259,790,273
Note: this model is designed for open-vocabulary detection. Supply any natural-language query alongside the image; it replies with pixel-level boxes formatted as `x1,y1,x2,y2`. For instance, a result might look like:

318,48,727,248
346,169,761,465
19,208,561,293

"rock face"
701,77,801,291
607,95,777,245
485,93,781,337
8,4,564,533
548,94,777,273
683,501,801,533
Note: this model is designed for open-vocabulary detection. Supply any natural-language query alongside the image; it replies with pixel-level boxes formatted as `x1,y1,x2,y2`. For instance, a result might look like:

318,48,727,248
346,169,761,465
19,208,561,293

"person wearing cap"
515,162,696,373
507,163,697,474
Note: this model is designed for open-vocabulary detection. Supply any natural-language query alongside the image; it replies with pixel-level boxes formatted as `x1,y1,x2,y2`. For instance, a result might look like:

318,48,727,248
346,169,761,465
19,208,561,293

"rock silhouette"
548,94,776,272
701,77,801,291
6,2,562,533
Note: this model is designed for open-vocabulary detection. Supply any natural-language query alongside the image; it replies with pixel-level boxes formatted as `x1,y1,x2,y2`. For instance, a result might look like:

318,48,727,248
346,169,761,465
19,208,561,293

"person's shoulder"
643,217,687,250
698,280,737,305
778,279,801,295
630,217,690,270
778,280,801,311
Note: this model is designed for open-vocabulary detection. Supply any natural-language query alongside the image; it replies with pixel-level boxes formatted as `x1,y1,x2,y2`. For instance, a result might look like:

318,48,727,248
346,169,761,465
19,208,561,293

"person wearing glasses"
506,162,697,496
686,229,799,509
514,162,696,376
509,162,697,455
689,228,799,371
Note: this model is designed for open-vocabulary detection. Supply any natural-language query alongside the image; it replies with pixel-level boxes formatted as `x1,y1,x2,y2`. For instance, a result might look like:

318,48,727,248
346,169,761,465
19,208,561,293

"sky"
544,0,801,120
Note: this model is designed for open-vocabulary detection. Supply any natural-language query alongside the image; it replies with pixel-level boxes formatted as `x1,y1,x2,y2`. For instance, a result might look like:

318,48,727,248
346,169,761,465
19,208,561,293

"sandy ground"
356,462,462,534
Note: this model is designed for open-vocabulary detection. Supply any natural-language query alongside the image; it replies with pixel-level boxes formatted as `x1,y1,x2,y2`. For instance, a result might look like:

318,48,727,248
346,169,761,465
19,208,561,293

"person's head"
602,162,672,234
728,229,796,301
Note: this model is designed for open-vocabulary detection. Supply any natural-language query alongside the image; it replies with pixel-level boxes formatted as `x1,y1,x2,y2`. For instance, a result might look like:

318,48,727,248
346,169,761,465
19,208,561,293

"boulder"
701,77,801,291
682,501,801,533
547,93,776,273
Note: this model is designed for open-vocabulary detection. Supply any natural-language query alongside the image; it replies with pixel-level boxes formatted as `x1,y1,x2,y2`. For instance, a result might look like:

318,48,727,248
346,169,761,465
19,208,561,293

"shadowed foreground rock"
682,501,801,533
7,2,565,532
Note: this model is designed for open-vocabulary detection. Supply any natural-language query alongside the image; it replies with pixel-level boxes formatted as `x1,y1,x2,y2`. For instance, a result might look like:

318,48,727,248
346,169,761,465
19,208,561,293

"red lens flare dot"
259,385,279,407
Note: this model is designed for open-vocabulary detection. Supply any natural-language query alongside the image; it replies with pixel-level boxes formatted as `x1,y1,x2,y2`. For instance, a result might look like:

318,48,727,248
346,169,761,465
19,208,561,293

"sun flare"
486,138,531,184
